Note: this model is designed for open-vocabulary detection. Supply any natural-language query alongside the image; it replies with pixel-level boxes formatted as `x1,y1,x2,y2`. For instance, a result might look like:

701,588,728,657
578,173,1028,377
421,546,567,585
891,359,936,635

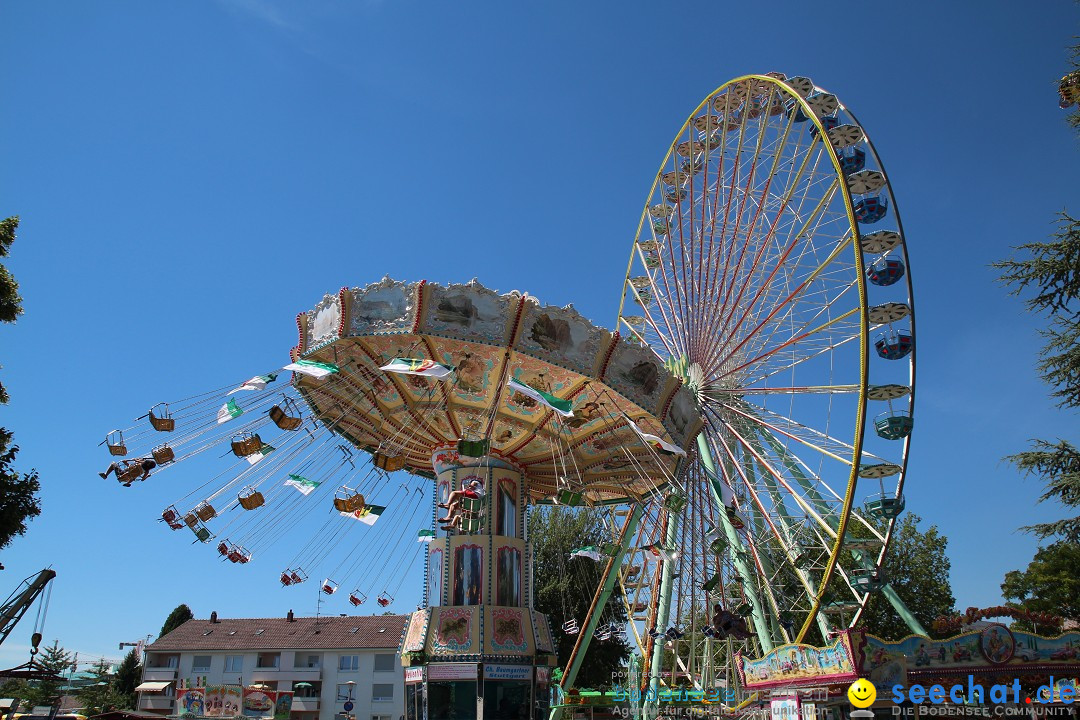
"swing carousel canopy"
291,277,703,504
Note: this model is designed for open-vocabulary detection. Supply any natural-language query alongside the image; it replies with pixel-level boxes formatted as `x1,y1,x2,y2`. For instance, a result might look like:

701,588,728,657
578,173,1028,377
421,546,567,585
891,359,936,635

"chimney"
210,611,218,623
287,610,294,623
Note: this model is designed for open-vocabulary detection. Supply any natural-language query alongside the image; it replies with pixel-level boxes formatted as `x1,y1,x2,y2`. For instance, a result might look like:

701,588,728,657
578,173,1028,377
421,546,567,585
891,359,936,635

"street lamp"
344,680,356,720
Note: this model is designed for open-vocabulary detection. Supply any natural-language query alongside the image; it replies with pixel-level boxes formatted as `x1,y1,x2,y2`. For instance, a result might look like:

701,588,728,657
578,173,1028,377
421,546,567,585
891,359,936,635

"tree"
1002,542,1080,624
860,514,956,640
530,506,629,689
991,41,1080,543
160,604,194,637
0,216,41,550
114,648,142,709
22,640,74,708
77,659,125,715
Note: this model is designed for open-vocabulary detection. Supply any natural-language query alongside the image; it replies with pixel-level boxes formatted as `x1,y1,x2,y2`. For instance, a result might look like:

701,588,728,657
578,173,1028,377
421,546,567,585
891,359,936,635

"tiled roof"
146,614,410,652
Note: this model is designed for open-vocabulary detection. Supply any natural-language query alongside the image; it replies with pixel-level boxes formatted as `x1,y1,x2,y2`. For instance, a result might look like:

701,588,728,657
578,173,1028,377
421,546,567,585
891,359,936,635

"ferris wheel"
613,73,917,695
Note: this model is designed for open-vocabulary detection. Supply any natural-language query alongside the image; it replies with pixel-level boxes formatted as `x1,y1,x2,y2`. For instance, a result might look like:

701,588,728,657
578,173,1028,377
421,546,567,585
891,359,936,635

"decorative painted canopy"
290,277,703,504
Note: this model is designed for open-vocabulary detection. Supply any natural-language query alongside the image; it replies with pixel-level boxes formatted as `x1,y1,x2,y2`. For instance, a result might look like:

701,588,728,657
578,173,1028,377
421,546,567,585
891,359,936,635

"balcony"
139,696,174,712
249,668,282,682
143,669,178,681
286,668,322,682
292,698,320,712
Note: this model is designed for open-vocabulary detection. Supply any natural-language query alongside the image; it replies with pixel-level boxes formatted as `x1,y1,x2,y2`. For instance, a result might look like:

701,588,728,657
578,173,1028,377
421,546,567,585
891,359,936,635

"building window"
373,715,392,720
372,654,395,673
338,655,359,671
497,546,522,606
336,684,355,702
452,544,483,605
256,652,280,668
372,684,394,702
224,655,243,672
192,656,212,672
295,654,321,668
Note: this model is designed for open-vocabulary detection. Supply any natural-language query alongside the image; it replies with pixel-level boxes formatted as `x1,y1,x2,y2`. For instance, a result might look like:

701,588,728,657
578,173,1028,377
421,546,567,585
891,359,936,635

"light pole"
344,680,356,720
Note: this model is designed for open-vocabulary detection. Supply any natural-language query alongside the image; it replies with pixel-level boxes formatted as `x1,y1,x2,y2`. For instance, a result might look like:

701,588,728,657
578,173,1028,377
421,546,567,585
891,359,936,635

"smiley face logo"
847,679,876,708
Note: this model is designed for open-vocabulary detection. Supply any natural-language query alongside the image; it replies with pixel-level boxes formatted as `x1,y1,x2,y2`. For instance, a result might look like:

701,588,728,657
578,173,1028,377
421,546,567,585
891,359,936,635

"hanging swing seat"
702,573,721,592
348,590,367,607
555,488,583,506
290,569,308,585
373,450,407,472
217,541,230,556
334,491,366,513
865,493,905,520
228,545,251,564
269,404,302,431
195,503,217,522
191,524,212,543
152,445,176,465
105,431,127,456
457,438,489,458
376,592,393,607
875,330,914,360
117,463,146,485
231,433,264,458
458,497,484,534
874,410,914,440
161,507,185,530
631,602,649,613
707,533,727,555
280,571,293,586
149,404,175,432
183,512,199,528
725,506,746,530
735,603,754,617
562,619,580,635
238,488,265,510
321,579,338,595
664,492,687,513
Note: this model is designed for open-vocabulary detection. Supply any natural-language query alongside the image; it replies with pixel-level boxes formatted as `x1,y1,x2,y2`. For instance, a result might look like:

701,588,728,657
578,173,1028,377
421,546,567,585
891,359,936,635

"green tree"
114,648,143,709
0,216,41,550
22,641,74,708
860,514,956,640
77,659,125,715
992,42,1080,544
160,604,194,637
1002,542,1080,625
530,506,629,689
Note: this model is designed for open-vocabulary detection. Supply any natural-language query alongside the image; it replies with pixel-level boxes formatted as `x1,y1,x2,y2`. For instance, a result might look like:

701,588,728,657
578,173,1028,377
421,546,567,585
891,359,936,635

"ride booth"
400,449,558,720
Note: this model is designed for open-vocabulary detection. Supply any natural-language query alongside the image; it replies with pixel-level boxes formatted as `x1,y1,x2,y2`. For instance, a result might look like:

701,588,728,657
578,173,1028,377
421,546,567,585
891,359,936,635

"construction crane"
0,568,56,649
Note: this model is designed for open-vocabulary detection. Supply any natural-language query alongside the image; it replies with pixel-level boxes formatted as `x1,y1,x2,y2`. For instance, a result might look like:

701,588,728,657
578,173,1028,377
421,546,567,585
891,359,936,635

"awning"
135,681,172,692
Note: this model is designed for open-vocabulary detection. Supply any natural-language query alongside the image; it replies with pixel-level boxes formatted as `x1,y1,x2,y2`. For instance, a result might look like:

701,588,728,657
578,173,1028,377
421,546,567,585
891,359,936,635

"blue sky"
1,0,1078,669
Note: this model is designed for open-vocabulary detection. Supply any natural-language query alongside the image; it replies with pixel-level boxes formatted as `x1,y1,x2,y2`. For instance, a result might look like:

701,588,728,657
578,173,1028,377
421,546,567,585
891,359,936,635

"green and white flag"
283,359,340,379
217,398,243,424
569,546,603,562
507,377,574,418
381,358,454,380
340,504,386,525
228,373,278,395
285,474,321,496
246,444,276,465
622,413,686,456
417,529,435,543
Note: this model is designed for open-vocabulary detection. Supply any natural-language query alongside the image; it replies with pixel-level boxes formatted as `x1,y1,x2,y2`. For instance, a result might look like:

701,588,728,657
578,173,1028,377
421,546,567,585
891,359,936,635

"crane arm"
0,569,56,647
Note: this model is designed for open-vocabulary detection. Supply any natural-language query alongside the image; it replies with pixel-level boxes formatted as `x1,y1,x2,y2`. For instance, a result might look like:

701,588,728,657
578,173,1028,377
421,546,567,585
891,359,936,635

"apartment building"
138,612,409,720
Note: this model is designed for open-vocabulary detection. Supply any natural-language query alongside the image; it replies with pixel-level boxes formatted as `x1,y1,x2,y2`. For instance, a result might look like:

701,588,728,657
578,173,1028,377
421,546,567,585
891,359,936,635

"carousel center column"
399,447,558,720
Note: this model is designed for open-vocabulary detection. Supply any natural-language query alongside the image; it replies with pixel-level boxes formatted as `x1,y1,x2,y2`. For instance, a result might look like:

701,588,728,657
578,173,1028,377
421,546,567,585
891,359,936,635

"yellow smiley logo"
847,679,877,708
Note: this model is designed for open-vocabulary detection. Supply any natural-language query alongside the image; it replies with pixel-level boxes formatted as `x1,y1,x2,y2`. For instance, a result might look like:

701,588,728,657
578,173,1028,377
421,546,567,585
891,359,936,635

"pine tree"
23,641,74,708
114,648,142,709
0,216,41,550
77,659,125,715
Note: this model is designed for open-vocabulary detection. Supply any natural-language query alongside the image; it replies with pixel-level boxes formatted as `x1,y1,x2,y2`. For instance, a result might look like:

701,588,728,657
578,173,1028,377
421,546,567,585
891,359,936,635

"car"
1014,644,1039,661
1050,646,1078,661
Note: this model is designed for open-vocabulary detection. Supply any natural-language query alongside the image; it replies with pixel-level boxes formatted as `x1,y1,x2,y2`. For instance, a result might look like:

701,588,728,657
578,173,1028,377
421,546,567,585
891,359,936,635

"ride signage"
483,665,532,681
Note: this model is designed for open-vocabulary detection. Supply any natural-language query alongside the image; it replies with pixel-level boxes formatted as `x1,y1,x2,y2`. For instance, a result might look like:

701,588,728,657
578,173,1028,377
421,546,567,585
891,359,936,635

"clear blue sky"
1,0,1078,669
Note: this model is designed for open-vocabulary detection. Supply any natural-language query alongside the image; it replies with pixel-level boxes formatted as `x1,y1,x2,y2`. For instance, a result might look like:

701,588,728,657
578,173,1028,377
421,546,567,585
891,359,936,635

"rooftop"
146,614,409,652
